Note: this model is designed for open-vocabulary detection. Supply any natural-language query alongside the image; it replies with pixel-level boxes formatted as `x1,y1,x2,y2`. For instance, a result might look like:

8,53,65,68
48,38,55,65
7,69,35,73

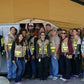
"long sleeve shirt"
59,37,73,55
81,37,84,54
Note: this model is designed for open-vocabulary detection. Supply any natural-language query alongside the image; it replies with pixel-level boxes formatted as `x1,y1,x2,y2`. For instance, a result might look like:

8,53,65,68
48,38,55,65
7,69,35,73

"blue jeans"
15,60,25,82
49,56,58,77
7,51,16,79
31,59,36,76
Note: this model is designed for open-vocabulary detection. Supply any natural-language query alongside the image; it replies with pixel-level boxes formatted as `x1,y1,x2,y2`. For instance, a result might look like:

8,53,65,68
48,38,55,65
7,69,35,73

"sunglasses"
61,33,66,34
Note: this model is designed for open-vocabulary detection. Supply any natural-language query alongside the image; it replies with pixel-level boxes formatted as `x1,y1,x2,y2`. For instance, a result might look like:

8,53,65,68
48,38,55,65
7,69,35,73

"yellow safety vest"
61,38,69,53
15,44,26,58
50,36,56,54
29,36,36,55
72,36,79,52
37,39,49,54
27,45,29,51
7,34,14,51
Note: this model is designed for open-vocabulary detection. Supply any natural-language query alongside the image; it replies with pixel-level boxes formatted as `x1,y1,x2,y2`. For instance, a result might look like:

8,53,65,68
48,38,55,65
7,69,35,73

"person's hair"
46,24,51,27
72,28,78,32
35,23,40,27
40,26,45,30
15,28,17,35
15,33,24,45
61,29,67,33
10,26,16,31
19,28,27,34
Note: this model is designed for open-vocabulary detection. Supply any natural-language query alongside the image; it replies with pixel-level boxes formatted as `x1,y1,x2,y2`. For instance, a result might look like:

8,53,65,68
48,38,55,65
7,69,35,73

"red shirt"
59,37,73,55
35,32,38,36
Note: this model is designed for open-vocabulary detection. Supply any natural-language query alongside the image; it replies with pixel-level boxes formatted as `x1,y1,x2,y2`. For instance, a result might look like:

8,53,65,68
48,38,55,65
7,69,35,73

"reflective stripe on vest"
8,43,12,50
61,38,69,53
38,39,49,55
73,40,77,50
15,51,21,55
7,35,14,51
29,36,36,55
15,44,26,58
50,41,56,53
39,47,47,53
39,45,47,54
50,47,55,52
31,45,34,51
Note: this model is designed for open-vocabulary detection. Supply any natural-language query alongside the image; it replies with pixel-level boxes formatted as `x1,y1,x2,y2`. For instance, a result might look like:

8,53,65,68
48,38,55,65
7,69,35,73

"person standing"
48,28,60,80
4,27,17,81
36,32,51,80
11,33,27,84
45,24,52,40
26,23,34,40
35,24,40,36
71,28,81,78
27,30,37,79
59,30,73,82
81,36,84,81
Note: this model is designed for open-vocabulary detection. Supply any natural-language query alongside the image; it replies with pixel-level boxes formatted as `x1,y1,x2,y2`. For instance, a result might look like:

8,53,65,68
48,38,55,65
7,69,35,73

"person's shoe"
74,75,79,78
60,77,63,80
60,77,68,82
52,77,58,80
81,78,84,81
71,75,79,79
48,75,53,79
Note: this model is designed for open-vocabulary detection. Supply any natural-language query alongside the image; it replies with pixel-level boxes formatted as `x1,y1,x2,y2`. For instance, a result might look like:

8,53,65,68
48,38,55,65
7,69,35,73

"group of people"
3,23,84,84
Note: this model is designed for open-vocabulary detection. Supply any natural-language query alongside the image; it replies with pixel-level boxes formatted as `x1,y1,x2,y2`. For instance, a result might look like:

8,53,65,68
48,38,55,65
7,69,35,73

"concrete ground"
10,78,84,84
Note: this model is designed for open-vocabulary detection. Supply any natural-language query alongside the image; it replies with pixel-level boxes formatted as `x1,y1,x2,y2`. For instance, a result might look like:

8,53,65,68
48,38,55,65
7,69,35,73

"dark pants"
15,60,25,82
37,57,49,80
26,55,36,76
59,55,71,79
71,54,82,75
25,61,31,76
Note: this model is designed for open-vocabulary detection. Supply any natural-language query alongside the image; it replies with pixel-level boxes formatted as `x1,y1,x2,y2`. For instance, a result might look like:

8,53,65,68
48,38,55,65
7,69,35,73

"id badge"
38,58,41,62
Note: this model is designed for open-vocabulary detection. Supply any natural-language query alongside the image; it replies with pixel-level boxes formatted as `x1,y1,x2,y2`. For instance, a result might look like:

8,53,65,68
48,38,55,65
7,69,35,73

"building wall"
0,0,84,29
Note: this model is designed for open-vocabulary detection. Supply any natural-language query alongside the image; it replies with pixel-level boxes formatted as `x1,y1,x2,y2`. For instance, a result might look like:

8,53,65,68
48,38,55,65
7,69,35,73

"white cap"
28,23,34,26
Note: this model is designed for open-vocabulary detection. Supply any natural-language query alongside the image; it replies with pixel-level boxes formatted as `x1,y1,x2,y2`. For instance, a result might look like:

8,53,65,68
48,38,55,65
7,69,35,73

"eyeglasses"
41,35,45,36
61,33,66,34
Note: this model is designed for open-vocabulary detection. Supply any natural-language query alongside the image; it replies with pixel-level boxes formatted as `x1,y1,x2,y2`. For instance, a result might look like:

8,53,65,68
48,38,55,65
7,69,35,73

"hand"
82,53,84,58
68,55,72,59
25,60,27,63
54,53,57,58
6,54,9,60
32,56,35,60
28,55,30,58
12,60,15,64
